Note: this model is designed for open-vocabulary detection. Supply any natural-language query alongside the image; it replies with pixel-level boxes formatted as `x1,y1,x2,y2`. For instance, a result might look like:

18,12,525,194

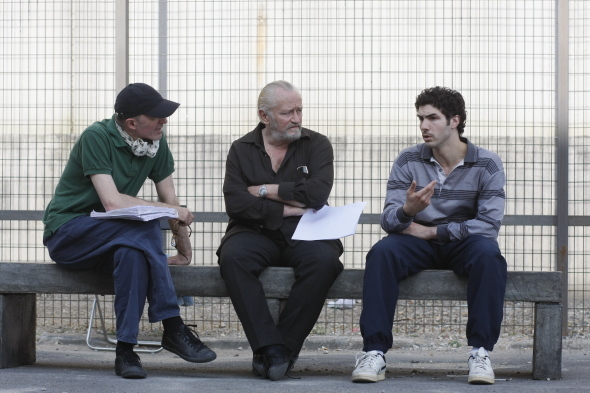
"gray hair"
257,80,300,121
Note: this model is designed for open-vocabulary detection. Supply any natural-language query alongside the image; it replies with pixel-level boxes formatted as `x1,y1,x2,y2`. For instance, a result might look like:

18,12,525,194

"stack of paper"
90,206,179,221
292,201,367,240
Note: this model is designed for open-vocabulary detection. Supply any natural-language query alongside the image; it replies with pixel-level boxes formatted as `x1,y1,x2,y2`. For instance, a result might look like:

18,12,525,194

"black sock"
162,316,184,332
116,341,134,356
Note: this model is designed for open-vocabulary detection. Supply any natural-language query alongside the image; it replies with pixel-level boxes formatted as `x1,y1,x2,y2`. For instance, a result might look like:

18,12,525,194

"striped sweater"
381,138,506,243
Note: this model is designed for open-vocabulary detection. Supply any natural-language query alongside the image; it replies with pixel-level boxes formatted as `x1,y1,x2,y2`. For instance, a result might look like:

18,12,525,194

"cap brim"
144,99,180,118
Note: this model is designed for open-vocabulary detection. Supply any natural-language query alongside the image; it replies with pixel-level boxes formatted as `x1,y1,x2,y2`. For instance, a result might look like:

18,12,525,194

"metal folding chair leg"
86,295,163,353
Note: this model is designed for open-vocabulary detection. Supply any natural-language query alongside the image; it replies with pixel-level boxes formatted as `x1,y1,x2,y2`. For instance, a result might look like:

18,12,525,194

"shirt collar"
240,122,311,148
107,115,129,148
420,136,476,163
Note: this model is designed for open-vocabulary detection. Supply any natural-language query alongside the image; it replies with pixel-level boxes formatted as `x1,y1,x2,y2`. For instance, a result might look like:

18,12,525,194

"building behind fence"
1,0,589,341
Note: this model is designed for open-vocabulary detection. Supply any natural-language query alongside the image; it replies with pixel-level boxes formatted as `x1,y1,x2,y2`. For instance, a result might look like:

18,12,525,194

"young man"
218,80,344,381
43,83,216,379
352,87,507,385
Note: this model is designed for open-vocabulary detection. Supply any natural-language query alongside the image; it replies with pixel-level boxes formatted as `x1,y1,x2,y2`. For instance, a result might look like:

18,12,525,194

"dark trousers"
360,234,507,353
218,230,343,355
44,215,180,344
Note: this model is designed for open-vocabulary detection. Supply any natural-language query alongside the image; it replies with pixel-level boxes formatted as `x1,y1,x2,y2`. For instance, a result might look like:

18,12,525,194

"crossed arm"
246,184,308,217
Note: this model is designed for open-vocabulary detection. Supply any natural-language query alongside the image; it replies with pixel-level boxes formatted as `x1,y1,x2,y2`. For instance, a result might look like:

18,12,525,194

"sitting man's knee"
309,251,343,275
465,236,507,273
365,238,400,267
469,236,504,257
218,252,241,275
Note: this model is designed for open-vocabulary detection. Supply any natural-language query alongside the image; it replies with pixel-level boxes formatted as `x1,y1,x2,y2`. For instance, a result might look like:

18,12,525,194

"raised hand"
402,180,437,217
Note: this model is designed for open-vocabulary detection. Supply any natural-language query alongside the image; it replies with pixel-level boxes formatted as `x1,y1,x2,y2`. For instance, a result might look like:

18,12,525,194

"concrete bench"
0,262,562,379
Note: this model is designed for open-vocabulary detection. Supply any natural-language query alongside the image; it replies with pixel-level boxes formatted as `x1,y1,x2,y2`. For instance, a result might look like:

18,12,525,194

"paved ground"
1,334,589,393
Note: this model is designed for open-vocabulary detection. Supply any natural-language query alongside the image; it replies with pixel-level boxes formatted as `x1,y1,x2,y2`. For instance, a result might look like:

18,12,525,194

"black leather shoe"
253,350,298,379
162,324,217,363
252,349,266,377
264,345,292,381
115,350,147,379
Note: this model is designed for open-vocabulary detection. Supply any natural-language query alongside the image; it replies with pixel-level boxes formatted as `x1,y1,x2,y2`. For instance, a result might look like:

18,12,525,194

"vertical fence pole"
555,0,569,336
158,0,168,96
115,0,129,92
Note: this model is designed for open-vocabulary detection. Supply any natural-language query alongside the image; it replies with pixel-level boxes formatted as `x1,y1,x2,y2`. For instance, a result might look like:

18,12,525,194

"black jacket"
219,122,339,250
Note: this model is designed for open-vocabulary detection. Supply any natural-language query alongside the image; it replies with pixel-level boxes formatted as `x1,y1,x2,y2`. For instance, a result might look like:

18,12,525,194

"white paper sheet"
292,201,367,240
90,206,179,221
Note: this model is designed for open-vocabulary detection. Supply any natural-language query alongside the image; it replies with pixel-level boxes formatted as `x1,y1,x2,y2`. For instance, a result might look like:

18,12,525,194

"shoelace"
470,354,490,371
356,352,382,370
182,324,206,349
121,350,142,365
184,324,201,337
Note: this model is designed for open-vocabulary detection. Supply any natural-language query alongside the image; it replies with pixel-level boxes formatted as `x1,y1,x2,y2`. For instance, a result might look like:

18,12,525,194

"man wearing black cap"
43,83,216,379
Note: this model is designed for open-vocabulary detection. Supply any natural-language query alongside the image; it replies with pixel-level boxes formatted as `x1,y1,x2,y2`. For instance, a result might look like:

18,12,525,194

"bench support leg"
532,302,562,380
0,293,36,368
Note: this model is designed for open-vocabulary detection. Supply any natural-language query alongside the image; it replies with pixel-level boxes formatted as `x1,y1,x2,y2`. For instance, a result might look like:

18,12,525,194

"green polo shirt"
43,115,175,237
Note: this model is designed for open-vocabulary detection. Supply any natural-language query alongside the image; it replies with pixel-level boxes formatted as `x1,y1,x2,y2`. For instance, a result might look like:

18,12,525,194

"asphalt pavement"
1,334,589,393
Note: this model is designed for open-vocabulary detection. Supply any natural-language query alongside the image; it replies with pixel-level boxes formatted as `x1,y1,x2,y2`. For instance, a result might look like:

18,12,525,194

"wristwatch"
258,185,268,198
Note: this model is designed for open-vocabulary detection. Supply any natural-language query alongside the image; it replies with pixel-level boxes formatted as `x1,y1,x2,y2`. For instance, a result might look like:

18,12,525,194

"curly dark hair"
414,86,467,136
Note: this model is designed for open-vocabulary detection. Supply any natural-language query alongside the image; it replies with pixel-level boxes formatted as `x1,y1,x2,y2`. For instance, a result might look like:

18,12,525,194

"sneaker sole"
352,372,385,383
118,369,147,379
162,344,217,363
468,375,495,384
115,366,147,379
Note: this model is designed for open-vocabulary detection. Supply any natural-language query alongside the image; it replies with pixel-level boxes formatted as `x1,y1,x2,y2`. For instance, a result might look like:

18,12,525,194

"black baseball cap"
114,83,180,119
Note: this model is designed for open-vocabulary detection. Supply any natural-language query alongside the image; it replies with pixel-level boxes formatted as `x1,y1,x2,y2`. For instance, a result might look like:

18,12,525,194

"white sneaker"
468,347,495,384
351,350,386,382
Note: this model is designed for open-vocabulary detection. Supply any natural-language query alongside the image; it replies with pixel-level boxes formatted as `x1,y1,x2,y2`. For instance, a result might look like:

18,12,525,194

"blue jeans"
360,234,507,353
44,215,180,344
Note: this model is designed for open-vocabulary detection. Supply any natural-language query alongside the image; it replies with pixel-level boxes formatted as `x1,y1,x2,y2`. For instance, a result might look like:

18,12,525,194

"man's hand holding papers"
90,205,179,221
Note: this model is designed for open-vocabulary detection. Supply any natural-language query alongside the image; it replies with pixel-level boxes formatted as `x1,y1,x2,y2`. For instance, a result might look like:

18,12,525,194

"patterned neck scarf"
115,122,159,158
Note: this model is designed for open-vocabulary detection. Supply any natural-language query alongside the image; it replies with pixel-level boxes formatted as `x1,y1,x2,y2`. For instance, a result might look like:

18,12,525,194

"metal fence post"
556,0,569,336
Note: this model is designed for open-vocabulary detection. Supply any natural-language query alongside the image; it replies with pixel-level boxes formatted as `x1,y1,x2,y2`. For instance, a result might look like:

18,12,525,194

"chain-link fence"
1,0,589,342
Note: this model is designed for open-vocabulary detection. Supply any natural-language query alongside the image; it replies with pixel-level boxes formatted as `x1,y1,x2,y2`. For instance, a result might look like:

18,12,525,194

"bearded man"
217,80,343,381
